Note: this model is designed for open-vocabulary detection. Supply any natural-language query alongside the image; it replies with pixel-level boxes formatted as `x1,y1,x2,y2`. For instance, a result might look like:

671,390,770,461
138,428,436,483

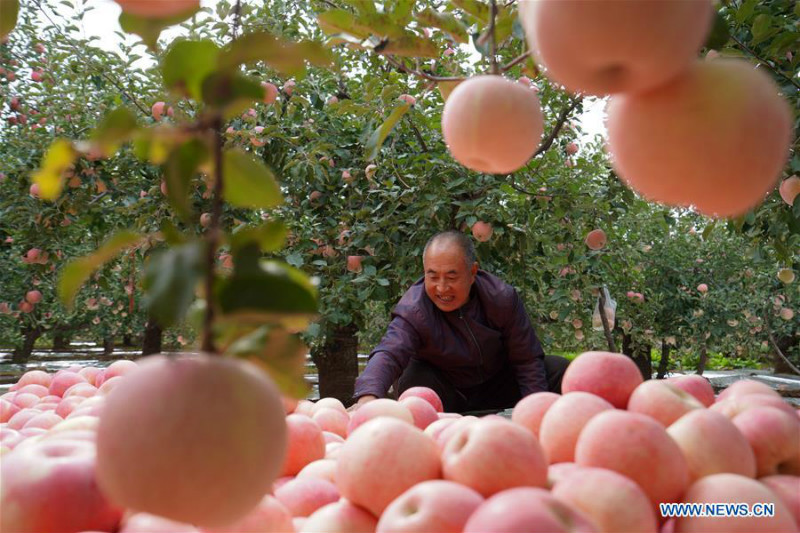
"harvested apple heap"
2,351,800,533
443,0,794,218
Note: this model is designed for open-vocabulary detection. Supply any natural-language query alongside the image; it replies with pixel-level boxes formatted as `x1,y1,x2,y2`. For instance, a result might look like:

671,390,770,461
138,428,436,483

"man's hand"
347,395,377,413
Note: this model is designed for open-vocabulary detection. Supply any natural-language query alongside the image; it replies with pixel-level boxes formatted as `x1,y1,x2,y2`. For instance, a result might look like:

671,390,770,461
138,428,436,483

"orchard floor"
1,344,799,408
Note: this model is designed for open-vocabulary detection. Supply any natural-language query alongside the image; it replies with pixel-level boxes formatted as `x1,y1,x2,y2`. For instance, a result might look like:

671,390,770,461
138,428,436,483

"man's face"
423,242,478,312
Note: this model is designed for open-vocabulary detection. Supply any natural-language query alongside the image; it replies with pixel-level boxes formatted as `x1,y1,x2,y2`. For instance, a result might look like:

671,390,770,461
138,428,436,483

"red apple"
399,386,444,412
471,221,493,242
280,414,326,476
377,480,484,533
562,351,644,408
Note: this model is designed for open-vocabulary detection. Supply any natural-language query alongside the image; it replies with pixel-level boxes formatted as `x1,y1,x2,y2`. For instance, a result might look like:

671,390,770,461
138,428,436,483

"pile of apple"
2,351,799,533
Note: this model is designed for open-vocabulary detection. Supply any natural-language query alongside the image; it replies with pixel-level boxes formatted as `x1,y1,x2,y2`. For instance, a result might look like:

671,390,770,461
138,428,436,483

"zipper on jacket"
459,308,485,382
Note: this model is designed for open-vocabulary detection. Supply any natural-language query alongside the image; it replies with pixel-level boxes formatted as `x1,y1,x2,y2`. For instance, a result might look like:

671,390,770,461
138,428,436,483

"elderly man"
353,230,569,413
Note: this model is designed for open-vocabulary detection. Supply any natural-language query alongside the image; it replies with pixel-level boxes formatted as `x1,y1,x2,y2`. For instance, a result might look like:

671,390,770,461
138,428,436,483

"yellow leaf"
31,139,76,201
437,80,464,102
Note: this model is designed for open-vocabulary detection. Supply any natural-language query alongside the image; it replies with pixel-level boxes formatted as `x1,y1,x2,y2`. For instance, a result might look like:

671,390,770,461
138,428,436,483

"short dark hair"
423,230,477,268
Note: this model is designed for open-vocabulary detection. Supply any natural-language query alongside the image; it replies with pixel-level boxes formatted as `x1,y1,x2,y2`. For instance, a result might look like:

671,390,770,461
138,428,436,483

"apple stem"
201,117,225,355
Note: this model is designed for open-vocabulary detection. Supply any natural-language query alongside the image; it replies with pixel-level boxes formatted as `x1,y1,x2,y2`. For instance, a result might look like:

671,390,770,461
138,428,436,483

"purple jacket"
354,270,548,399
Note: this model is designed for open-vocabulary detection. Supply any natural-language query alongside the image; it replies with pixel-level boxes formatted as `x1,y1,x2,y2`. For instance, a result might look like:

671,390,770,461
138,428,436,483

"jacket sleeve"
504,290,548,396
353,314,421,400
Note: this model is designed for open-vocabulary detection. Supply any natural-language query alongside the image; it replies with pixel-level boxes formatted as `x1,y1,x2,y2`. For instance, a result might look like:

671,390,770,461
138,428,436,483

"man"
352,230,569,413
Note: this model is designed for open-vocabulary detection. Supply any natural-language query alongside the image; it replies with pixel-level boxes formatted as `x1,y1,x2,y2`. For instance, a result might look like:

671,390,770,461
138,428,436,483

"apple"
442,418,548,496
732,406,800,477
114,0,199,18
346,255,363,273
666,375,715,407
711,393,796,420
584,229,607,250
313,397,347,414
365,163,378,179
780,308,794,321
25,290,42,304
283,80,296,95
717,379,781,402
471,221,493,242
441,75,543,174
575,410,690,508
29,183,41,197
606,60,792,217
566,142,579,155
777,268,795,284
200,212,212,228
552,466,658,533
398,94,416,106
95,354,287,528
336,417,441,516
674,474,798,532
759,476,800,527
261,81,278,104
667,409,757,482
627,380,704,427
327,95,339,104
30,69,43,82
377,480,484,533
342,170,352,182
697,283,708,294
311,407,349,438
346,398,414,436
464,487,598,533
49,372,88,398
16,370,52,389
779,175,800,206
296,459,338,485
281,414,326,476
520,0,713,95
300,500,378,533
561,351,644,408
120,513,198,532
0,439,124,532
274,477,340,517
539,392,614,464
399,386,444,413
151,101,167,121
400,396,439,430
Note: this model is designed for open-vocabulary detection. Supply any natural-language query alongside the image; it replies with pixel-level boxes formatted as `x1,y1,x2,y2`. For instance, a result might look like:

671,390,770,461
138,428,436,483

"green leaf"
201,71,264,116
161,39,221,100
228,326,310,398
143,241,206,327
90,107,138,157
163,138,209,221
392,0,414,25
218,31,333,76
31,139,77,201
119,7,200,50
218,252,318,330
366,102,411,160
231,221,288,254
414,8,469,44
375,32,439,57
451,0,489,23
317,9,371,39
736,0,758,24
223,149,282,209
704,11,730,50
58,231,144,308
751,14,775,46
0,0,19,39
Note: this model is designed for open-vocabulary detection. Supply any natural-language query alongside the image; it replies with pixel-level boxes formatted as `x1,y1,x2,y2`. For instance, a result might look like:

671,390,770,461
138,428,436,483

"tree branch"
381,54,465,82
533,96,582,157
488,0,499,75
730,34,800,90
404,115,429,153
501,51,532,74
764,306,800,376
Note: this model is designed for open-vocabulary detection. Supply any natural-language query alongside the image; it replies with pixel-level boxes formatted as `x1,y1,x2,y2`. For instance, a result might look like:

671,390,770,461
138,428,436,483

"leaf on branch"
90,107,139,157
227,326,310,398
163,138,209,222
119,6,200,50
132,125,189,165
437,80,464,102
451,0,490,23
201,71,264,117
365,102,411,160
317,9,372,40
231,221,288,255
0,0,19,39
704,11,731,50
161,39,221,100
375,32,439,58
143,241,206,327
218,31,334,77
31,139,77,201
223,149,283,209
58,231,145,308
217,249,318,331
414,8,469,44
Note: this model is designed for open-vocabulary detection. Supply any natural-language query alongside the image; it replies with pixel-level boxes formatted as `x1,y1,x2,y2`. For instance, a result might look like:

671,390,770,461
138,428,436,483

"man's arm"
504,290,548,396
353,314,421,401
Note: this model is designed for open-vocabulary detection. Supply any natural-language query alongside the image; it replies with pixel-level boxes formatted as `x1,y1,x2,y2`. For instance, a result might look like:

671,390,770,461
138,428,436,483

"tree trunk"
697,344,708,376
12,327,41,364
103,337,115,355
142,319,162,356
311,324,359,406
622,332,652,380
772,335,799,374
122,334,133,347
657,339,671,379
53,331,71,351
